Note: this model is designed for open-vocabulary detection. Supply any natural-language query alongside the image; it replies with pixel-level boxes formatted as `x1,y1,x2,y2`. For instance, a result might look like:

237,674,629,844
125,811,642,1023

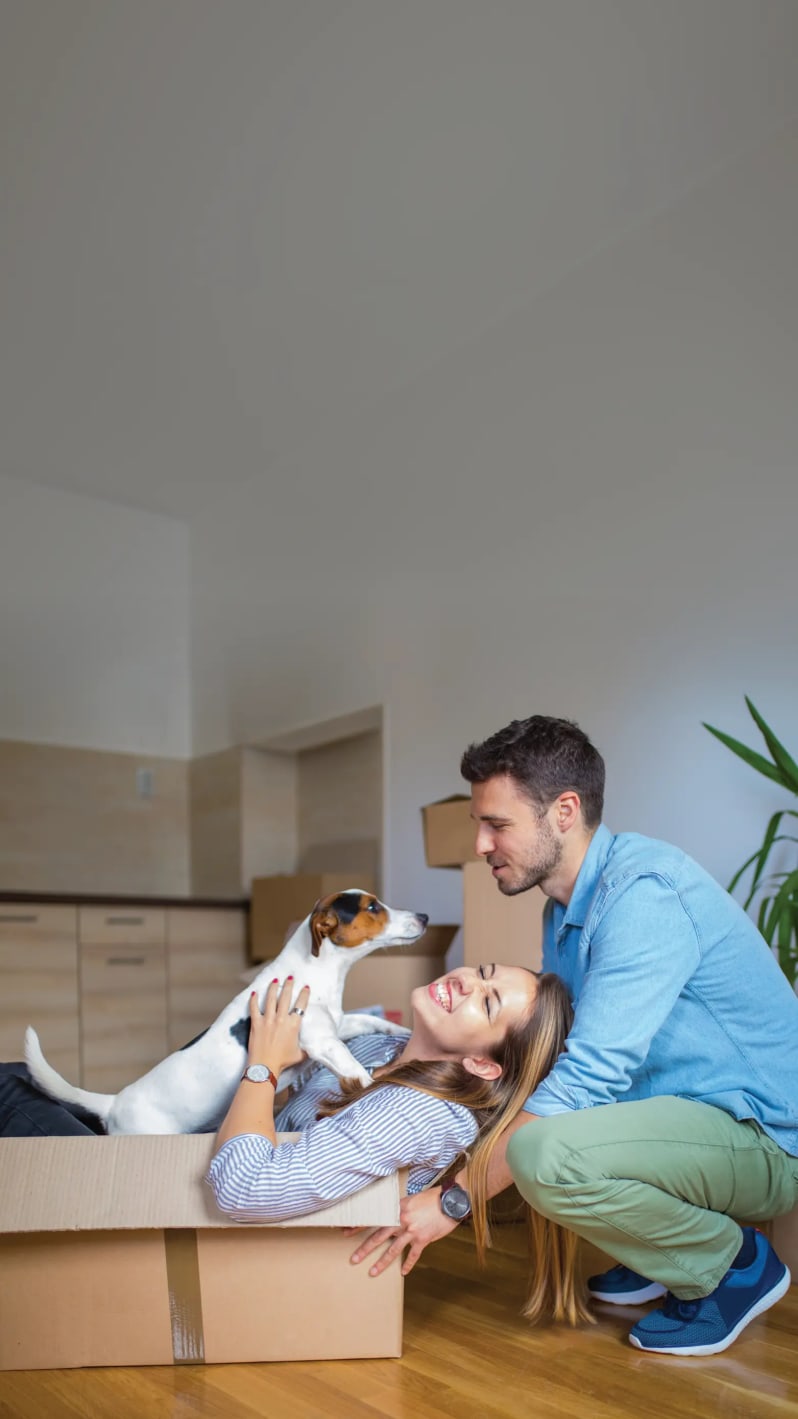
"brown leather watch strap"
241,1064,279,1089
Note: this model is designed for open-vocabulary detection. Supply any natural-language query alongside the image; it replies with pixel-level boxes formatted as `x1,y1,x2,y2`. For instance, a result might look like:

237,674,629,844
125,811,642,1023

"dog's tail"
24,1027,115,1129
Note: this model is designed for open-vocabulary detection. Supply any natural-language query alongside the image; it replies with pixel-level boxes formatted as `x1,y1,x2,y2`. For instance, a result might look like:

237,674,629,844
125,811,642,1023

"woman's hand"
248,978,311,1078
348,1188,458,1276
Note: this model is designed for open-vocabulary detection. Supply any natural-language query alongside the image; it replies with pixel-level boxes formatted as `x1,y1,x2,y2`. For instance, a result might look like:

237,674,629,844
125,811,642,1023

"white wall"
189,121,798,925
0,476,191,757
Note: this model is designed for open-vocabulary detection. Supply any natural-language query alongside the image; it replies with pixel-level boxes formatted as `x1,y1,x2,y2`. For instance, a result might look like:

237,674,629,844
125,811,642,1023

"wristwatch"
241,1063,279,1088
440,1181,472,1222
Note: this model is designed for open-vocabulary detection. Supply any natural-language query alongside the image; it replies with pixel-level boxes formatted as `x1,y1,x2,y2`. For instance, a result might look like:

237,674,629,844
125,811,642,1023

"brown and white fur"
24,889,427,1135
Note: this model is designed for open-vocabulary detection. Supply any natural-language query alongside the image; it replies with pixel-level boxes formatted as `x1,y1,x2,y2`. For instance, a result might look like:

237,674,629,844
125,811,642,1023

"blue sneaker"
587,1264,666,1305
629,1229,791,1355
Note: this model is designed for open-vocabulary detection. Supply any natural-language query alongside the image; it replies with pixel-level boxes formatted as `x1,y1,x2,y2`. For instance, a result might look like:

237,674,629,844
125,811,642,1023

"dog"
24,888,428,1135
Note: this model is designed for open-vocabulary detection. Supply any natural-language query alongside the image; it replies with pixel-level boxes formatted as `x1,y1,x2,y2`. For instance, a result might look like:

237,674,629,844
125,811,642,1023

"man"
351,715,798,1355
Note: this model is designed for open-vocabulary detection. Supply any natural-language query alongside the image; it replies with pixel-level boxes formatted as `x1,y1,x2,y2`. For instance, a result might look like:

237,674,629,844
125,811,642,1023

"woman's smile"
429,980,452,1012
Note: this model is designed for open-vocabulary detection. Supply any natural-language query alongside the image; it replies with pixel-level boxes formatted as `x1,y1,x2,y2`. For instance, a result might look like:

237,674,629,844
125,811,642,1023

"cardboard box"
343,923,459,1024
250,871,377,963
0,1134,403,1370
421,796,480,868
463,861,544,971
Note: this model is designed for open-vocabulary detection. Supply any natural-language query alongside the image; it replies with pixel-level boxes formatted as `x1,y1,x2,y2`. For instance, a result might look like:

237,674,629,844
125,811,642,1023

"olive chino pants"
506,1096,798,1299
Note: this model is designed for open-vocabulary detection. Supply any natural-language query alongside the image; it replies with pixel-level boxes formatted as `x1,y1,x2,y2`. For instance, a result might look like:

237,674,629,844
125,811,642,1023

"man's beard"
494,819,563,896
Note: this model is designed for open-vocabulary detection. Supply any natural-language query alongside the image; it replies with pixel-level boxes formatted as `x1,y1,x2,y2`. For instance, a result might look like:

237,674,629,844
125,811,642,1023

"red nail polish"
286,975,293,981
271,977,278,983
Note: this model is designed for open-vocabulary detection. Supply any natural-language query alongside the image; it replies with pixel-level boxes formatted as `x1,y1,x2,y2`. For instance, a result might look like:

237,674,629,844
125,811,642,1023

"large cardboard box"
463,860,544,971
343,924,459,1025
0,1134,403,1370
421,796,480,868
250,871,377,963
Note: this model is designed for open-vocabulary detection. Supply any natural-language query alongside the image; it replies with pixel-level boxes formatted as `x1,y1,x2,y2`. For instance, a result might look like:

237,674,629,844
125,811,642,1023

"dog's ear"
310,907,339,958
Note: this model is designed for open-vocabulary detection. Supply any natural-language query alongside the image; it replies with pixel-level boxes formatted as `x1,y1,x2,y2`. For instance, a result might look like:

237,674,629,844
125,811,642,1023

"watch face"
245,1064,271,1083
441,1184,472,1221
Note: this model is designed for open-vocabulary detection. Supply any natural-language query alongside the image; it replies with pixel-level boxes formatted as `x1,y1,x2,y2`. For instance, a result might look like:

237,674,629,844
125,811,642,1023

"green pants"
506,1097,798,1299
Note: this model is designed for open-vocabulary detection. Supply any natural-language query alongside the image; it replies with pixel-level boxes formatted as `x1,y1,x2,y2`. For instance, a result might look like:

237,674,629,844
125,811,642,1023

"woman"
208,962,589,1324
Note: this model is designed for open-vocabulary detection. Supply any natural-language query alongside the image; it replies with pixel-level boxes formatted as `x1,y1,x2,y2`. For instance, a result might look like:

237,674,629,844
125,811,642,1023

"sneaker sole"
628,1265,791,1356
589,1281,667,1305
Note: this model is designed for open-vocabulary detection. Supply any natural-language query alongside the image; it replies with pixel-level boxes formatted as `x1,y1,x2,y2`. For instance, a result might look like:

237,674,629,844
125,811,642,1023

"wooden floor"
2,1223,797,1419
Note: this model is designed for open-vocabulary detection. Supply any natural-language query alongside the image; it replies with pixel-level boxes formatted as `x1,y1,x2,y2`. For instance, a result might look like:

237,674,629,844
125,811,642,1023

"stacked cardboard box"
421,796,480,868
343,923,459,1024
249,871,378,962
421,796,543,971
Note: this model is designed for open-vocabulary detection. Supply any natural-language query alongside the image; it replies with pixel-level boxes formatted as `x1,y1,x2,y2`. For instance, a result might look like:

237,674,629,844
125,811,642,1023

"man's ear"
461,1055,503,1082
554,790,581,833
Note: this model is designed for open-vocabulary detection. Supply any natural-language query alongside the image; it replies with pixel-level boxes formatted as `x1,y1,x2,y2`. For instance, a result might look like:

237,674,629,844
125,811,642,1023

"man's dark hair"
460,715,605,829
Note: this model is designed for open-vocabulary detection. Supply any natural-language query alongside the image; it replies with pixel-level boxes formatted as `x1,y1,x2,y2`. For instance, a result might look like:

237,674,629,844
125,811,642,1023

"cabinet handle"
107,956,146,966
105,916,145,926
0,913,38,923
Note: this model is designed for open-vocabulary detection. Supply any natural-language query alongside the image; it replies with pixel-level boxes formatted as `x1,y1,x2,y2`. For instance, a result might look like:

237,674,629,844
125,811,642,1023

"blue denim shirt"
525,825,798,1156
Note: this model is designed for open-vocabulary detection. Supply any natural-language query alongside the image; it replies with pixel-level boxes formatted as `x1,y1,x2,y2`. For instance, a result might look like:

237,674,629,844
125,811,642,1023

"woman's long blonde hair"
318,970,592,1326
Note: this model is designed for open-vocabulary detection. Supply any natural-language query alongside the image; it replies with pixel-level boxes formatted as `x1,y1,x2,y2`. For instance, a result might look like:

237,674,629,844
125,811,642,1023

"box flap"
0,1134,401,1234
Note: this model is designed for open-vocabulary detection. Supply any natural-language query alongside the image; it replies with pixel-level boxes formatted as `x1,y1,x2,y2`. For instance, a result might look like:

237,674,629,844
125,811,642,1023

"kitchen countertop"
0,891,248,910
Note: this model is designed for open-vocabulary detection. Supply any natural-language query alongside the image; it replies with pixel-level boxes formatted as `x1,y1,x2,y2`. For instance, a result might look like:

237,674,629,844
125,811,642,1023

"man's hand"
348,1187,459,1276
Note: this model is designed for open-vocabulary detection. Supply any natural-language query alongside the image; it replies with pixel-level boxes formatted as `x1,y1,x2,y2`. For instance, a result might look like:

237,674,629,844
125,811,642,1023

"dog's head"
309,890,428,959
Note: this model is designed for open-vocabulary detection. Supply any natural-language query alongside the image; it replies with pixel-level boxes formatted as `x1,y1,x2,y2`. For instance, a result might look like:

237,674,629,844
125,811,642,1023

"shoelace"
661,1294,701,1322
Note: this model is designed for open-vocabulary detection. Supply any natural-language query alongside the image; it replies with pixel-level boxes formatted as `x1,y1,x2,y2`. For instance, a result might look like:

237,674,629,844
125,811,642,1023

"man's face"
471,774,563,896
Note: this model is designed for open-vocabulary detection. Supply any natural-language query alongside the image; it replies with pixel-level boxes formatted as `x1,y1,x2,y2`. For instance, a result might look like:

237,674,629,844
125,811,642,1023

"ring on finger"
288,1006,305,1016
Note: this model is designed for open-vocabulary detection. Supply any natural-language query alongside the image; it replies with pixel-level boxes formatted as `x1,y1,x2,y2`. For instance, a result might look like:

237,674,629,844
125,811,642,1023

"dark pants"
0,1062,100,1136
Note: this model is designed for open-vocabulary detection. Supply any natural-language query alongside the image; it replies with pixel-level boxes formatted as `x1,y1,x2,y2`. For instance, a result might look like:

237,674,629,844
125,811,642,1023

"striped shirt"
206,1033,477,1222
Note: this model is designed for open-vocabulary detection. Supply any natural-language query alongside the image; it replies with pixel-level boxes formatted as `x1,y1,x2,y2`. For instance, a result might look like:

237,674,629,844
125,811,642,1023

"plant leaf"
729,816,797,906
702,723,787,788
741,811,787,907
730,846,765,898
746,698,798,794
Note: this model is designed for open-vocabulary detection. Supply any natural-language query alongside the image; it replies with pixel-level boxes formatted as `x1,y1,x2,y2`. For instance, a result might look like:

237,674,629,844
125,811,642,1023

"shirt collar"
559,823,613,932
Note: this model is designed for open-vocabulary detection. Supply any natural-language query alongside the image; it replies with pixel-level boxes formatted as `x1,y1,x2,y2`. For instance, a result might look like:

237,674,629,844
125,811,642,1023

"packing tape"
164,1228,205,1364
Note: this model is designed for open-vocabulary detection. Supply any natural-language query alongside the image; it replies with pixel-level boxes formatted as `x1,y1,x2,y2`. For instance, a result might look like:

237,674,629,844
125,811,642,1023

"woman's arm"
208,1075,476,1223
213,978,310,1153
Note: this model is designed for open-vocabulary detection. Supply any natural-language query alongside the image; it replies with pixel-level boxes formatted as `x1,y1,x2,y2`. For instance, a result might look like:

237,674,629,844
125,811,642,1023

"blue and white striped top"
206,1033,478,1222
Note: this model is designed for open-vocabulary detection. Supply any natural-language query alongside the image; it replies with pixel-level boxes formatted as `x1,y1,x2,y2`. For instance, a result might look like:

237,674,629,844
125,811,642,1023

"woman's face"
409,964,537,1063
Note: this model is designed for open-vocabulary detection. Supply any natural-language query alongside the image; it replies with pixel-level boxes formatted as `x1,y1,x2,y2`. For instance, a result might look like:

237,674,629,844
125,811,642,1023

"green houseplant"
703,699,798,986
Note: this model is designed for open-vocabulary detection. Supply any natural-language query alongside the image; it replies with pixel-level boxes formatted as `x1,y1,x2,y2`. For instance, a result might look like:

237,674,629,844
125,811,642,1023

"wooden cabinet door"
166,908,247,1051
78,908,168,1092
0,905,79,1077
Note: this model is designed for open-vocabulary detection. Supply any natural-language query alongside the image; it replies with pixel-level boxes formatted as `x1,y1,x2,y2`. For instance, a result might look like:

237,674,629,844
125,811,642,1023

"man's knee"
506,1117,581,1218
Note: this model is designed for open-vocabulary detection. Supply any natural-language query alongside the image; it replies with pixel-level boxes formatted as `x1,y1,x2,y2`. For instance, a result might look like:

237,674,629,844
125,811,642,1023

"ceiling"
2,0,797,522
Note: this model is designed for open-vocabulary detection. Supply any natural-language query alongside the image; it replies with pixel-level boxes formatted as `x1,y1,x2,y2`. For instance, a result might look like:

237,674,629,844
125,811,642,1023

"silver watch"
241,1063,278,1087
440,1181,472,1221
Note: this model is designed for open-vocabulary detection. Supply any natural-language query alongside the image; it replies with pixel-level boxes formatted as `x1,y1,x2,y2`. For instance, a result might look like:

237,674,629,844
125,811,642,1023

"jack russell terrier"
24,888,428,1135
